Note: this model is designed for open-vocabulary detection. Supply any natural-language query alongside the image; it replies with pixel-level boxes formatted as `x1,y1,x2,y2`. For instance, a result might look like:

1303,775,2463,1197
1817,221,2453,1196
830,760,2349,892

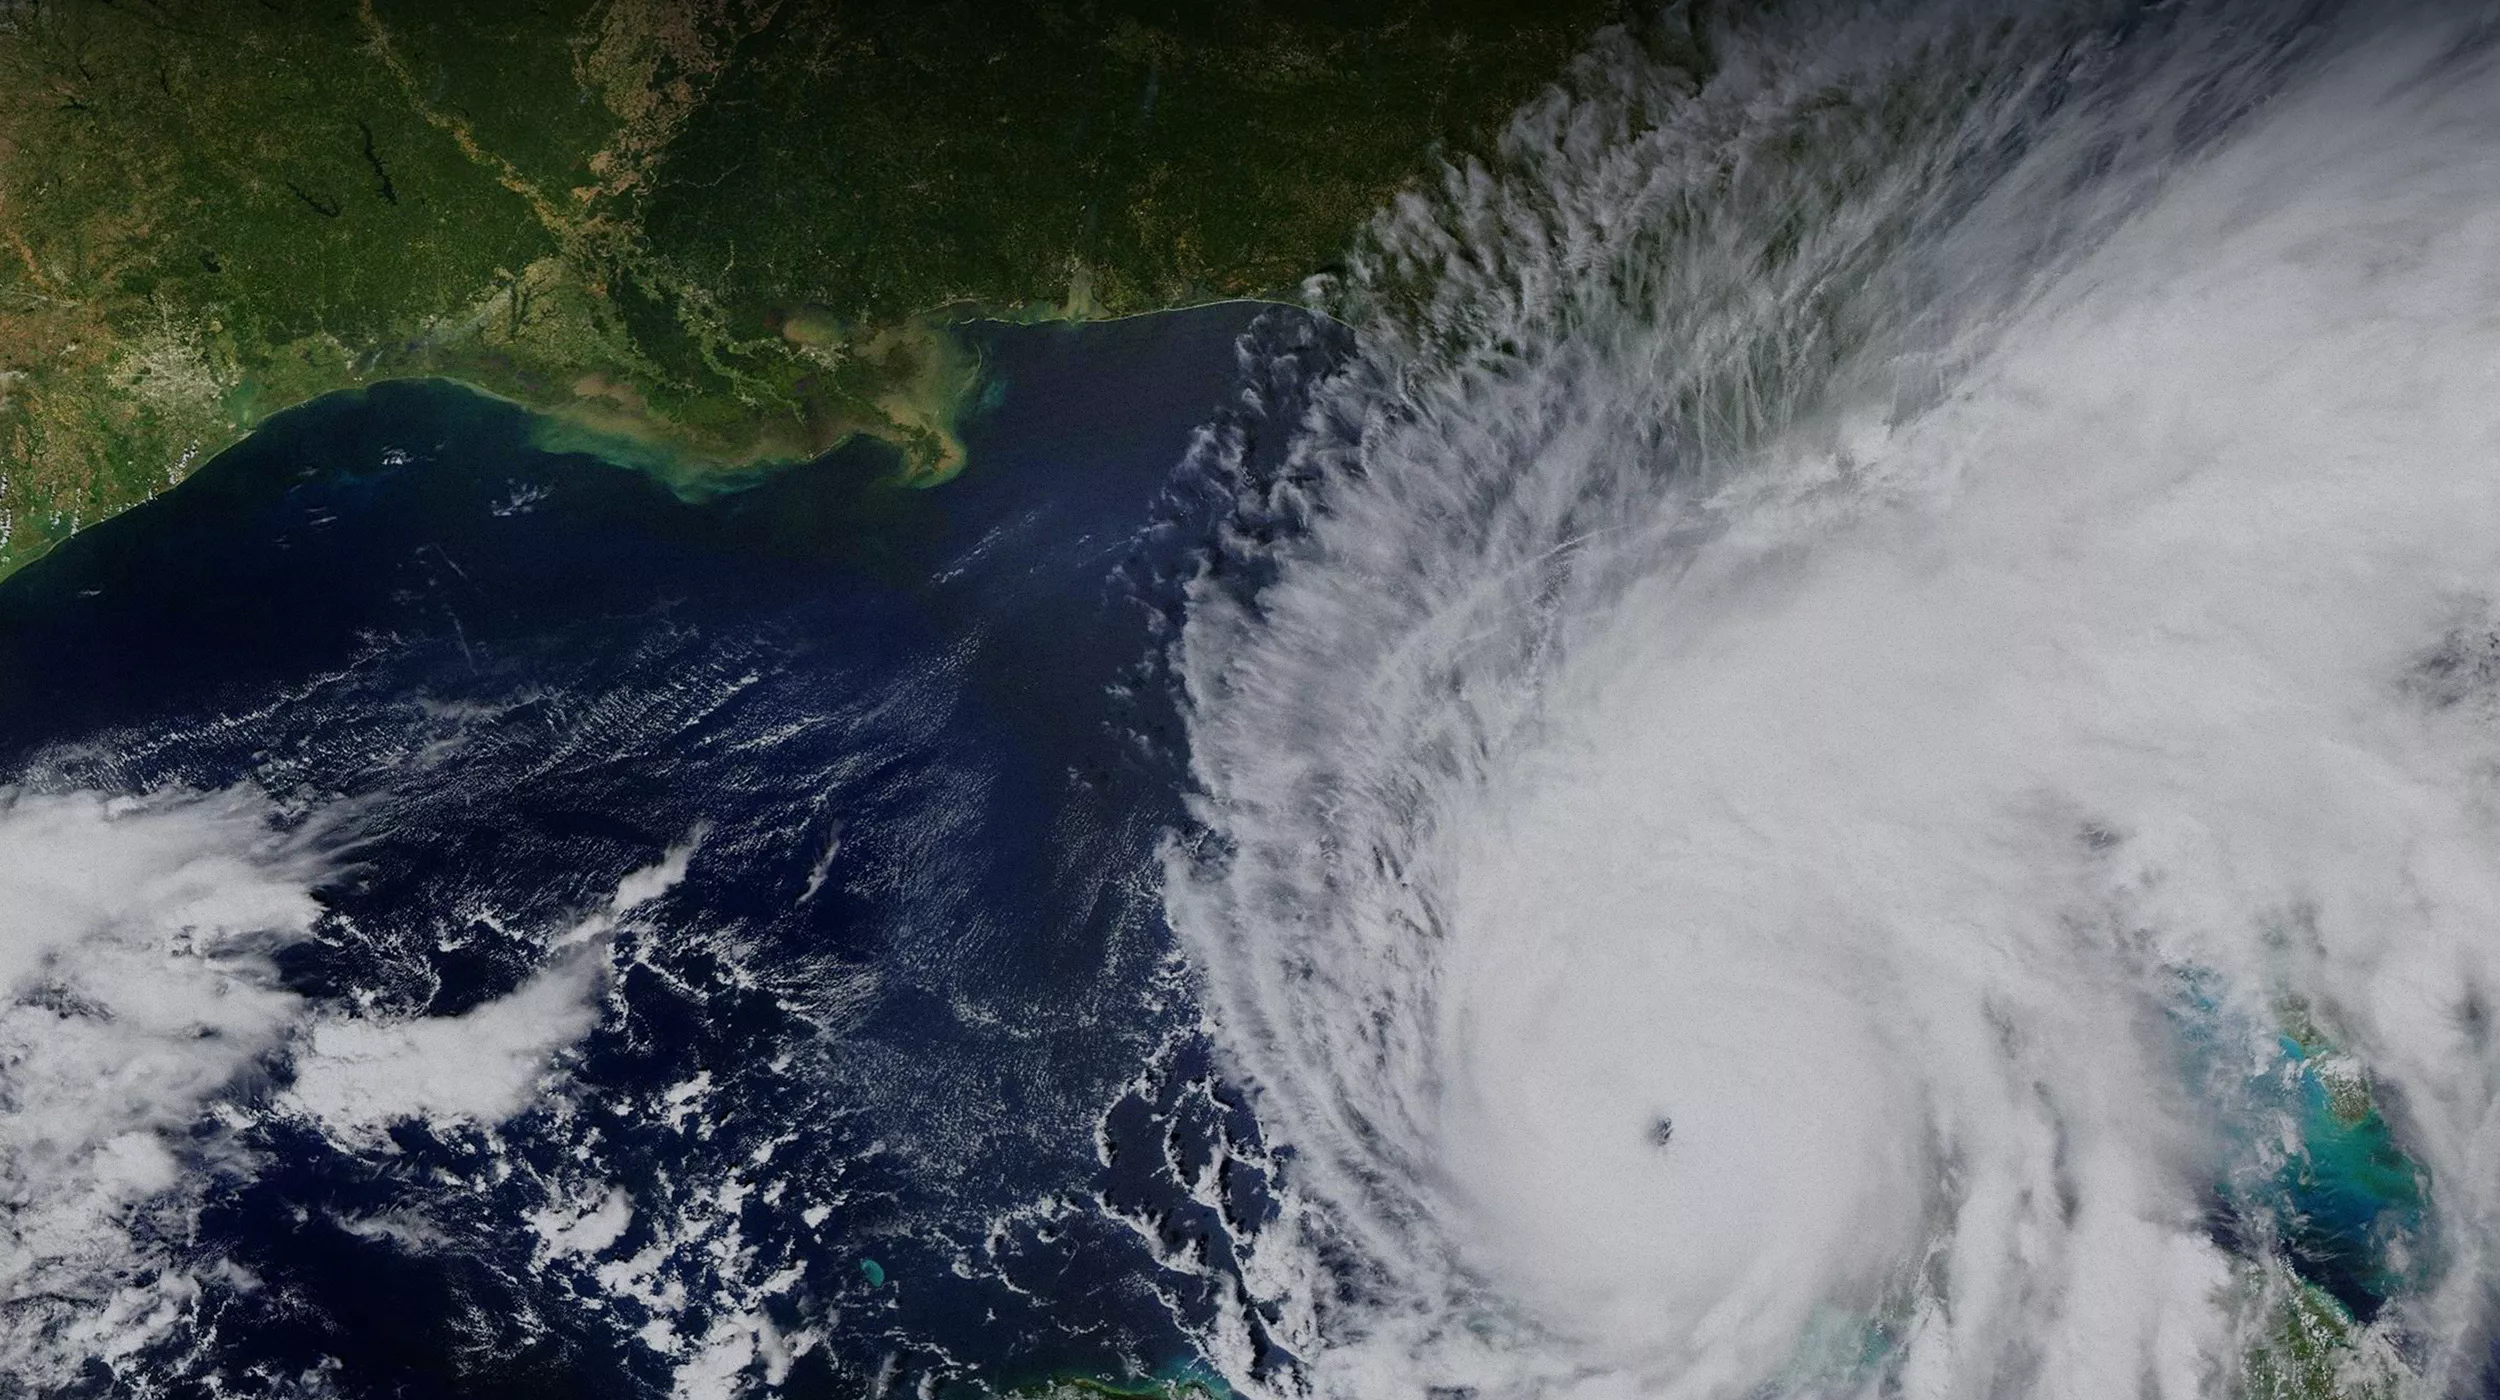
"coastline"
0,295,1326,589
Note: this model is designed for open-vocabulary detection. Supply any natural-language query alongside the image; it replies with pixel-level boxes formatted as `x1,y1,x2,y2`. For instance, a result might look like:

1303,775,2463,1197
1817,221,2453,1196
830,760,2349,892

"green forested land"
0,0,1625,578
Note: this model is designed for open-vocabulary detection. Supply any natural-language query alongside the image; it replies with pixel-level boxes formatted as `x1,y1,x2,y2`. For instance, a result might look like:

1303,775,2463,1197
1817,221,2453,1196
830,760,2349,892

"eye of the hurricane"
1169,2,2498,1396
1425,705,1938,1374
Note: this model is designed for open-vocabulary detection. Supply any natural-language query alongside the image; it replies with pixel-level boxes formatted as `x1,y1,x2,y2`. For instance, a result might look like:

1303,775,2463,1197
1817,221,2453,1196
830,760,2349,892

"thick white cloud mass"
0,789,322,1385
1171,4,2500,1396
0,791,693,1389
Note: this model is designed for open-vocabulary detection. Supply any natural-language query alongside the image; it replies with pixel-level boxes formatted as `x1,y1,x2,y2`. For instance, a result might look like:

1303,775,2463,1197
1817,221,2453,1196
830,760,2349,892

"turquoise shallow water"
2271,1034,2431,1318
2166,973,2430,1326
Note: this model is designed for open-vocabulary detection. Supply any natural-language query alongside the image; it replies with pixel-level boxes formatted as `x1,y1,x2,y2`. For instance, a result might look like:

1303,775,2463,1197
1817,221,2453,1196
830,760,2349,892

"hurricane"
1168,2,2500,1395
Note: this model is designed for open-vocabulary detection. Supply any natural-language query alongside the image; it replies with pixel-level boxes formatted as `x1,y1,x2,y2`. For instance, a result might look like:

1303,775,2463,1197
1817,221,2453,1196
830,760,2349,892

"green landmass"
0,0,1627,578
2241,1278,2403,1400
992,1372,1224,1400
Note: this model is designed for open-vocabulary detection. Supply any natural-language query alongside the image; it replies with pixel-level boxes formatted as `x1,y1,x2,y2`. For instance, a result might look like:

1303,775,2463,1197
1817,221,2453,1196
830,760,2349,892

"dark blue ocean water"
0,306,1332,1398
